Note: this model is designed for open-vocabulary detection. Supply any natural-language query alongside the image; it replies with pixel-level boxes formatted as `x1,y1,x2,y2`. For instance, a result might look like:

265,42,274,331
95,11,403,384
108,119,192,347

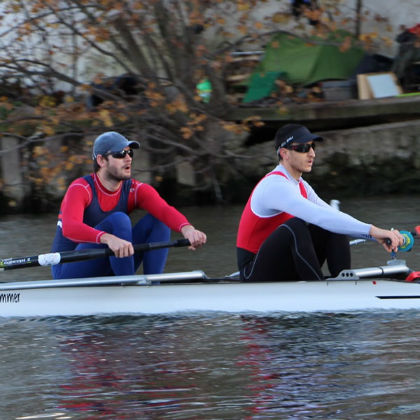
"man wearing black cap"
51,131,206,279
236,124,404,281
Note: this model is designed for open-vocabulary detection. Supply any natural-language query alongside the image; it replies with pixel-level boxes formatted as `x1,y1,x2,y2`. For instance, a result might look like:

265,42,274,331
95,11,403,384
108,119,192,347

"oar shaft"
0,239,190,271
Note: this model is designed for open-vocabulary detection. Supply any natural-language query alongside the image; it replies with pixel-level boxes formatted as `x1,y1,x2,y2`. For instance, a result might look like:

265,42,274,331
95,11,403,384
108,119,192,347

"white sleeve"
251,176,372,238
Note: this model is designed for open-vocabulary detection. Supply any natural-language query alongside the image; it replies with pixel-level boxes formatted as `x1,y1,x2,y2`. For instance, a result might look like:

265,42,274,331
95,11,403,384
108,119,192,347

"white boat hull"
1,271,420,317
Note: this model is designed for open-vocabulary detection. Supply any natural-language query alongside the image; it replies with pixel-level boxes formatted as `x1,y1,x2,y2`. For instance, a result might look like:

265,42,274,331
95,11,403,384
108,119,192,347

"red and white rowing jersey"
237,164,372,254
237,171,307,253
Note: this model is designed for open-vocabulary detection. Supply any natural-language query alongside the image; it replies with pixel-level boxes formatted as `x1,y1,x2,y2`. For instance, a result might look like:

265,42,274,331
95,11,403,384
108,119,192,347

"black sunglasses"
286,143,316,153
107,149,134,159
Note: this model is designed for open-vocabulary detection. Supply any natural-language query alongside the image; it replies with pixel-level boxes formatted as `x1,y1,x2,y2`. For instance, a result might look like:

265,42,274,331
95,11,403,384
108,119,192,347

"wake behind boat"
1,260,420,317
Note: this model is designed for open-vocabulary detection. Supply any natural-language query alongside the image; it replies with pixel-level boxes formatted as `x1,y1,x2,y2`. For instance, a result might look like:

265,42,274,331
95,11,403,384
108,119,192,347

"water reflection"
53,315,252,418
235,313,420,418
2,312,419,418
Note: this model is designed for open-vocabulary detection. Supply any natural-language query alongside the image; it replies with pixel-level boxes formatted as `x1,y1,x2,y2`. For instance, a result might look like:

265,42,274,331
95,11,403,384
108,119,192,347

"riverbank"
1,102,420,213
238,118,420,201
227,95,420,133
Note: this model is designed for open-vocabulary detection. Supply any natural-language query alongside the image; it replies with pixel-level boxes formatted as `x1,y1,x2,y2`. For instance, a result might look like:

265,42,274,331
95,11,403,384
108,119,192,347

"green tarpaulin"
243,31,364,103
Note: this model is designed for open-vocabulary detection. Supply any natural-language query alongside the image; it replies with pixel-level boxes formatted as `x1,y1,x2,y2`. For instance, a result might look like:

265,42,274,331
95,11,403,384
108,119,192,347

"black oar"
0,239,191,271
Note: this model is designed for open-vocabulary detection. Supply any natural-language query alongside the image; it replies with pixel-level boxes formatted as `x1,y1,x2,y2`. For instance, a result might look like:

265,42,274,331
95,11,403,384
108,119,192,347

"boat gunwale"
0,275,418,292
0,262,417,291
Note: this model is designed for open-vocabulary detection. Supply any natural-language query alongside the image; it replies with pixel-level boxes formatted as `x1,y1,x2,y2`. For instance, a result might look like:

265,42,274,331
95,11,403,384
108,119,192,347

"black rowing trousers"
237,217,351,281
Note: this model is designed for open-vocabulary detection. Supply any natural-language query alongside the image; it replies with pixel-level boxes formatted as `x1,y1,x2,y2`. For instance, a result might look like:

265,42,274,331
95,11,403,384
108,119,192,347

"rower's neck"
280,162,302,181
96,171,122,192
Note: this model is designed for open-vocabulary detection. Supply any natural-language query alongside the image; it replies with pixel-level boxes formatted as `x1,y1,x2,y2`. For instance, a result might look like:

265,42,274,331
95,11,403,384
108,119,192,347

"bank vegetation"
0,0,410,212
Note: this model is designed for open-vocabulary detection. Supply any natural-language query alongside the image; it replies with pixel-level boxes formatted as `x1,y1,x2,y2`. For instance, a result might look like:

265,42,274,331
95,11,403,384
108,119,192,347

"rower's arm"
60,180,107,244
132,182,191,232
257,176,372,238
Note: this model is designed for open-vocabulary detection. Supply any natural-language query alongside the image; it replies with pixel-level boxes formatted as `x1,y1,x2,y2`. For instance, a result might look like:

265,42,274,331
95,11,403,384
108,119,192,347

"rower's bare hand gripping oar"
351,228,416,253
367,226,404,253
0,239,191,271
383,229,417,253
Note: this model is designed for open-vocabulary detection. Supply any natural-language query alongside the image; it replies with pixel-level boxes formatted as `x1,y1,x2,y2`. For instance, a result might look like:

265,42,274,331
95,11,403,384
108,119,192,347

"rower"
50,131,206,279
236,123,406,282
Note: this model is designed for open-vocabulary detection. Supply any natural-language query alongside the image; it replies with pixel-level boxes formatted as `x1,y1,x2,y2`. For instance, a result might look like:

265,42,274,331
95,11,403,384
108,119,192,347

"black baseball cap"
274,124,323,151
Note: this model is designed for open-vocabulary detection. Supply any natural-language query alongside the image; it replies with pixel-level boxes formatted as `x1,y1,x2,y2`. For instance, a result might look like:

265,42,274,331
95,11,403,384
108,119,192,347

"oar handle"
353,229,417,252
385,230,414,252
0,239,191,271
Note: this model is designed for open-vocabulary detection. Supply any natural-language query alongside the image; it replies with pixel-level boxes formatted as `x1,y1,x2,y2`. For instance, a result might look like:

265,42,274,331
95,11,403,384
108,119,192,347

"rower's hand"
181,225,207,250
369,226,405,253
100,233,134,258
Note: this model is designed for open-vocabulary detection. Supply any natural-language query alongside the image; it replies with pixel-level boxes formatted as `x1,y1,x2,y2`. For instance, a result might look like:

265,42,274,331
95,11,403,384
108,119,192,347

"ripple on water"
1,311,420,418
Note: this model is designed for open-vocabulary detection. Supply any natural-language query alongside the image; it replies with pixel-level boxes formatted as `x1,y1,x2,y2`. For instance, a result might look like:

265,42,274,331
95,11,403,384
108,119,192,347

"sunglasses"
286,143,316,153
106,149,134,159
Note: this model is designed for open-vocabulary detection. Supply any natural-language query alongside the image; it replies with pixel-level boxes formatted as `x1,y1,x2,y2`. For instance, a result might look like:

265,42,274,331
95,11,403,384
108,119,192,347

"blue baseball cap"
92,131,140,159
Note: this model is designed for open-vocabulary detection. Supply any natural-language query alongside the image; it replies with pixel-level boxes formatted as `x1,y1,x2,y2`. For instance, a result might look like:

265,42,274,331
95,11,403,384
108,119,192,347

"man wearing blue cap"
51,131,207,279
236,123,404,282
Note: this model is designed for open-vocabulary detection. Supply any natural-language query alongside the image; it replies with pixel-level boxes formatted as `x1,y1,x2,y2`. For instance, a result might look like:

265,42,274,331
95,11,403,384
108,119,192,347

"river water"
1,196,420,419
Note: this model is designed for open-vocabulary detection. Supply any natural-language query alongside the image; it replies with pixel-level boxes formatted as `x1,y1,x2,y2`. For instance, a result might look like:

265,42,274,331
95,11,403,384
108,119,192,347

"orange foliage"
0,0,402,202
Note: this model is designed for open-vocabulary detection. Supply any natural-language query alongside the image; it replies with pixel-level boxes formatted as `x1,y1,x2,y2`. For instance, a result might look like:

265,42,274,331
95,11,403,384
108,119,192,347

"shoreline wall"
238,119,420,200
1,119,419,212
313,120,420,197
